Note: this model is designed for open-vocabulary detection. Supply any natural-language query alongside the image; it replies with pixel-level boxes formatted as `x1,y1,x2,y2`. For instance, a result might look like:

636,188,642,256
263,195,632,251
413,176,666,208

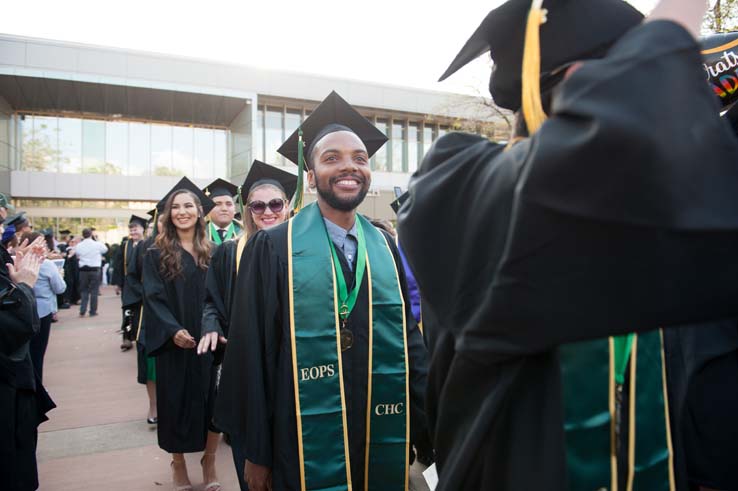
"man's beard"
315,171,369,212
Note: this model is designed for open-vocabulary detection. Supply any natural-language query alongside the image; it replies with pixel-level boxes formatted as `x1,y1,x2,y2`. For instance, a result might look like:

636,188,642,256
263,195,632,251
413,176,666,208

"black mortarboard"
3,212,27,227
59,229,71,235
439,0,643,111
390,192,409,214
41,228,54,236
203,178,239,200
155,177,216,216
242,160,299,202
277,91,388,170
128,215,148,229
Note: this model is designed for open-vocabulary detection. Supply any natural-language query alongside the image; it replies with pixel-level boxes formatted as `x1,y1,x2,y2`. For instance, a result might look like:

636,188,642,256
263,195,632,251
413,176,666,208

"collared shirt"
34,260,66,318
323,217,358,271
74,238,108,268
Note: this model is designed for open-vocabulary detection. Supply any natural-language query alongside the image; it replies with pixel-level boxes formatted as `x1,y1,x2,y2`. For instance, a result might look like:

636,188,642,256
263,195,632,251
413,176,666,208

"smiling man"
203,178,241,245
215,92,428,491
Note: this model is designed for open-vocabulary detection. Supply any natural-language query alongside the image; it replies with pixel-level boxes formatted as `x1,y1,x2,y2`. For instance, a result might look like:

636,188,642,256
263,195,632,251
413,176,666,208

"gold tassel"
521,0,549,134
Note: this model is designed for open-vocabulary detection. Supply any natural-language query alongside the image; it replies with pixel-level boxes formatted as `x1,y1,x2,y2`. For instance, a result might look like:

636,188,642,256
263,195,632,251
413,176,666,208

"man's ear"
307,169,316,189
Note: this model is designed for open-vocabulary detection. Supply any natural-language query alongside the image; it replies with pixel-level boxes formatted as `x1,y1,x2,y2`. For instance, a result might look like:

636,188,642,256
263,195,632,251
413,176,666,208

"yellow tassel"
521,0,548,134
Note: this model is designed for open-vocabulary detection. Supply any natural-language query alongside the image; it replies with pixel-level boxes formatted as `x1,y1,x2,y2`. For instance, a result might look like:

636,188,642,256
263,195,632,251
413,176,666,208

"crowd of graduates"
4,0,738,490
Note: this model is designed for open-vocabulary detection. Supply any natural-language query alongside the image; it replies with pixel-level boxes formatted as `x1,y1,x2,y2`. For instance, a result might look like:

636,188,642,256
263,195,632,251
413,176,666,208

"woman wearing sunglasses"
142,179,221,491
199,160,297,491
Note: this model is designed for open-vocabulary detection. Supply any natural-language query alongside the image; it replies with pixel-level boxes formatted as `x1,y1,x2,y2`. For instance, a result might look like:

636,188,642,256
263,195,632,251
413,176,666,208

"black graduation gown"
129,238,150,384
0,251,55,491
111,238,126,289
142,246,216,453
215,223,428,490
63,250,80,305
663,322,738,490
397,21,738,491
201,240,238,366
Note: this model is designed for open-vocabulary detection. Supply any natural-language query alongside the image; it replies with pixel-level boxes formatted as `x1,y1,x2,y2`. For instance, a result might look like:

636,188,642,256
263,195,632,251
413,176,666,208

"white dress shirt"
74,238,108,268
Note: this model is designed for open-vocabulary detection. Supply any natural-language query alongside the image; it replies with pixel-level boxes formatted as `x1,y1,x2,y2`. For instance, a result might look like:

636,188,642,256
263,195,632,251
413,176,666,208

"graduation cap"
3,212,27,228
155,177,216,216
278,91,388,170
439,0,643,113
41,228,54,237
128,215,149,229
242,160,299,203
203,178,239,200
390,191,409,214
59,229,71,235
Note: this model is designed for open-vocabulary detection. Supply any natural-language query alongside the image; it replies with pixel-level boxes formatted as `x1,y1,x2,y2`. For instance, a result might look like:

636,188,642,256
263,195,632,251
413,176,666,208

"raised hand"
7,250,43,287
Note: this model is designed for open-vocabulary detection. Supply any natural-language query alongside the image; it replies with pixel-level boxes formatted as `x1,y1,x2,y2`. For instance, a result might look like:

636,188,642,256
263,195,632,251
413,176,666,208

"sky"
1,0,659,96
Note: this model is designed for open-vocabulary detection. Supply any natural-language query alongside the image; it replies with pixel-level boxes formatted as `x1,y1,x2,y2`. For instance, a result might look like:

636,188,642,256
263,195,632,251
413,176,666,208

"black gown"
215,223,428,490
397,21,738,491
114,239,140,342
143,246,216,453
63,249,80,305
0,245,55,491
129,238,151,384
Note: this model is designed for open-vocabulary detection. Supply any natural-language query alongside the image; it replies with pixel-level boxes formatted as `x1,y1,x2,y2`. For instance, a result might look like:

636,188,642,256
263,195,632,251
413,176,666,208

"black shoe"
147,417,158,425
79,312,86,317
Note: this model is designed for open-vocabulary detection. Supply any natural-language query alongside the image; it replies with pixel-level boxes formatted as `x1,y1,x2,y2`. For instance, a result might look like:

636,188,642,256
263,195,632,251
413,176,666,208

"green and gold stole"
208,221,237,245
561,330,675,491
288,202,409,491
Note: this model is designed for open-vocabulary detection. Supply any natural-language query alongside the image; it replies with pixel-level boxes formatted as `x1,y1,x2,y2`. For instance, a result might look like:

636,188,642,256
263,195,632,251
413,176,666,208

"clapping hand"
7,249,43,288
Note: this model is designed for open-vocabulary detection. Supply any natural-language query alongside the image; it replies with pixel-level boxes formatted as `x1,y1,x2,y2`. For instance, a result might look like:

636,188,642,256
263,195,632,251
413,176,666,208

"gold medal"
340,328,354,351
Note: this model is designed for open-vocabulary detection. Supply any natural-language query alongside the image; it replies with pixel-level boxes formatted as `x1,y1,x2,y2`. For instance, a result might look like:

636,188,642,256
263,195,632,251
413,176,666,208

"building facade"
0,34,506,243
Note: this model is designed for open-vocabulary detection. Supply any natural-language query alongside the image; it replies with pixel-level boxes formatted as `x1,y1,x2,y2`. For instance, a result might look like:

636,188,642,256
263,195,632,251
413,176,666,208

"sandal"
200,453,221,491
171,459,192,491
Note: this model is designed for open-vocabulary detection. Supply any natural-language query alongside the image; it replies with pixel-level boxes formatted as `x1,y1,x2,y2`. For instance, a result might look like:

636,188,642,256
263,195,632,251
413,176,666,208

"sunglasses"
248,198,285,215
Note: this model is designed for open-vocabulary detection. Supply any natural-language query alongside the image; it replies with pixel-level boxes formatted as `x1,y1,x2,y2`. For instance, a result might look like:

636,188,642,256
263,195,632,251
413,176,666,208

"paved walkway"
37,286,431,490
38,286,239,491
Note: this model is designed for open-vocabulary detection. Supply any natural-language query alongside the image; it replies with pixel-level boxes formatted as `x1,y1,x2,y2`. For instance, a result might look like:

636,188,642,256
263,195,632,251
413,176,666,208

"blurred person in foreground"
397,0,738,489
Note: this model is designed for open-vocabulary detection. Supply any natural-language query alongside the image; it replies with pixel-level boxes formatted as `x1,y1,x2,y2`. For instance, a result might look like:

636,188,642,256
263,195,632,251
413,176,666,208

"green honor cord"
326,219,367,321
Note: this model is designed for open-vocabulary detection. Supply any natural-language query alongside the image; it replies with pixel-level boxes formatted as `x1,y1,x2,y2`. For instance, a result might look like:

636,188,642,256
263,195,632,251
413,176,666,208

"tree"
704,0,738,33
22,122,65,172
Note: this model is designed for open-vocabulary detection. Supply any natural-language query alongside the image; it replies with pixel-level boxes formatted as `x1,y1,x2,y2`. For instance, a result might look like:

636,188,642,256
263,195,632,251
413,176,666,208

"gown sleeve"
201,242,230,339
215,231,281,468
111,240,125,288
124,241,143,303
142,248,183,356
0,279,39,359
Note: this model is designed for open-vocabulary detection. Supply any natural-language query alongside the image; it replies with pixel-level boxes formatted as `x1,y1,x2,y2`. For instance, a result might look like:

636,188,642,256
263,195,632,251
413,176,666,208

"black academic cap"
203,178,239,200
277,91,388,169
128,215,148,229
242,160,299,202
390,191,409,214
59,229,71,235
41,228,54,236
155,177,216,216
3,212,27,227
439,0,643,110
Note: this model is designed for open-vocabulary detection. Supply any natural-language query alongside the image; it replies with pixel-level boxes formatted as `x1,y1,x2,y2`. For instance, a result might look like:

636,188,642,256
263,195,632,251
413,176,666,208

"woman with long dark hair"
142,182,220,491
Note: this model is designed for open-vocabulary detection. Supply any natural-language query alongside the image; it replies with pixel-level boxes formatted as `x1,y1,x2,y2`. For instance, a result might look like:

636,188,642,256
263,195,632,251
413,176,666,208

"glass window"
151,124,173,176
408,123,420,173
193,128,214,178
422,125,435,157
373,119,388,172
171,126,193,176
285,110,301,141
105,121,128,175
391,122,405,173
265,107,283,165
255,107,265,163
129,123,150,176
82,120,105,174
58,118,82,173
25,116,59,172
214,131,227,178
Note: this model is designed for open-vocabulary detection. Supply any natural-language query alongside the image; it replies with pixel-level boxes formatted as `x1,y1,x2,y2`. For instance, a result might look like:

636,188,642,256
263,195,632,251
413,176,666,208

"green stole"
209,221,237,244
561,330,674,491
288,203,409,491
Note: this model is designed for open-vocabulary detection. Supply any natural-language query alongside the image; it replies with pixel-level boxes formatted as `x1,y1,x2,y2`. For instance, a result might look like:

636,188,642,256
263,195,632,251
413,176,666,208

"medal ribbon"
326,220,367,324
